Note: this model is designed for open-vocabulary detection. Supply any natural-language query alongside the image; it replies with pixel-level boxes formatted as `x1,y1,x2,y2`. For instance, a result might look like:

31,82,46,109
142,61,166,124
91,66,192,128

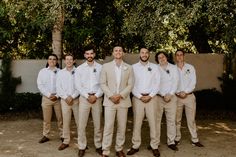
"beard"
140,56,149,62
87,57,94,62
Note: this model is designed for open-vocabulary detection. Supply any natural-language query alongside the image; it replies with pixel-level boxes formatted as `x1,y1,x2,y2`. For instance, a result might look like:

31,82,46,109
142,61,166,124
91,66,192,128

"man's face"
157,53,168,65
139,48,150,62
84,49,95,62
65,55,75,68
113,46,124,59
175,51,184,63
47,55,57,67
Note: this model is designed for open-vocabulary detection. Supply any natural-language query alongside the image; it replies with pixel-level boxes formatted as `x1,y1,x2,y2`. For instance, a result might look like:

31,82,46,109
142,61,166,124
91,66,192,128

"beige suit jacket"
100,61,134,108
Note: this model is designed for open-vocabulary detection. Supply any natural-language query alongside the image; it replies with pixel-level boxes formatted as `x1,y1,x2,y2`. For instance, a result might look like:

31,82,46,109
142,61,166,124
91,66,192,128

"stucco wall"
2,53,223,93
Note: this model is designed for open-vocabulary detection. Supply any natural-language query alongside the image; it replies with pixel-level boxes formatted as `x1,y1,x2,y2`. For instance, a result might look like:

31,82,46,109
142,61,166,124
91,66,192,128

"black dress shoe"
116,150,126,157
192,142,204,147
152,149,160,157
168,144,178,151
58,143,69,150
174,140,180,146
127,148,139,155
78,149,85,157
95,147,102,155
38,136,49,143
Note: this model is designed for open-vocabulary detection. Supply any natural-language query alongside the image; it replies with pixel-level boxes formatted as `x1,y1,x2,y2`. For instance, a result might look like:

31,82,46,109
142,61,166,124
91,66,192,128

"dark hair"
83,45,95,53
175,49,185,56
64,53,75,60
155,51,169,64
46,54,59,68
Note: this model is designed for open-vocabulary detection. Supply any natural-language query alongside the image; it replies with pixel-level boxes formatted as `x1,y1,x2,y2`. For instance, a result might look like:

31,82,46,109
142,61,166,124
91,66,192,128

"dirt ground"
0,116,236,157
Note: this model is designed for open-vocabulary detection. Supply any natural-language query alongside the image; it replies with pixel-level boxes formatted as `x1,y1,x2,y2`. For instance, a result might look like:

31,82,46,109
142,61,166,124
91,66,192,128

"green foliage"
0,54,21,112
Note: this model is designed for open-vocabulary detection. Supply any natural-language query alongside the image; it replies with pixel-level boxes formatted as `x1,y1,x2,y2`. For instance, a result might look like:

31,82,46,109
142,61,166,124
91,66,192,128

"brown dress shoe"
38,136,49,143
78,149,85,157
127,148,139,155
168,144,178,151
95,147,102,155
192,142,204,147
116,150,126,157
152,149,160,157
58,143,69,150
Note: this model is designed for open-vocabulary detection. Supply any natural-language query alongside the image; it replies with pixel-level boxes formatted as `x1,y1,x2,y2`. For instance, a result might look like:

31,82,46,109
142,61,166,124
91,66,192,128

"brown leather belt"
156,94,164,98
88,93,95,96
141,93,149,96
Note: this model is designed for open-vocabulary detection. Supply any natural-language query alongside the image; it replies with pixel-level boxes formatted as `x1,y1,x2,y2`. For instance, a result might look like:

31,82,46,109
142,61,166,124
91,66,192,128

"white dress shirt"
158,62,179,96
56,66,79,100
75,61,103,99
114,61,122,94
37,67,60,98
132,62,160,98
176,63,196,93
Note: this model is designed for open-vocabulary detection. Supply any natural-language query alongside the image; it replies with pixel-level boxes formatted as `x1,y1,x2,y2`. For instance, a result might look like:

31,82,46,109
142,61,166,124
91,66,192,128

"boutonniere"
93,68,96,73
166,69,170,74
148,67,152,71
123,66,128,71
54,70,57,74
72,70,75,75
186,69,190,74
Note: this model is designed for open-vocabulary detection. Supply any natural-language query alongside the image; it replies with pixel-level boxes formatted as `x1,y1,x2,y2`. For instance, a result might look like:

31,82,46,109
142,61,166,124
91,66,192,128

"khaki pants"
41,96,63,138
156,95,177,146
78,96,103,149
61,98,79,144
131,96,158,149
175,94,199,143
102,106,128,156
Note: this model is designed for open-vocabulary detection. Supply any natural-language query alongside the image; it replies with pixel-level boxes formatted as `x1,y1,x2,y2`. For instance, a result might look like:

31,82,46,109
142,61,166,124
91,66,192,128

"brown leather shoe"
38,136,49,143
58,143,69,150
127,148,139,155
192,142,204,147
95,147,102,155
168,144,178,151
152,149,160,157
78,149,85,157
116,150,126,157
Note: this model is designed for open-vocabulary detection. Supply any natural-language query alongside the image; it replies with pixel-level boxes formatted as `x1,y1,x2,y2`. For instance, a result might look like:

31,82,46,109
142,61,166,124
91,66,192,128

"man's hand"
87,95,97,104
163,94,172,103
65,96,73,106
109,94,122,104
140,95,152,103
176,92,187,99
49,94,57,102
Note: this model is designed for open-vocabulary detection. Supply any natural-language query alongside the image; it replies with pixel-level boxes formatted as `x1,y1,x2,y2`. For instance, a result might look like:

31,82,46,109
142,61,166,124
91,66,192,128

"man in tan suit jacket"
100,46,134,157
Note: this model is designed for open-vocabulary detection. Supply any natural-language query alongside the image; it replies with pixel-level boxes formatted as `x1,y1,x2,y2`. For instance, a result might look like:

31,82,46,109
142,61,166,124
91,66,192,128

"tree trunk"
188,23,213,53
52,5,64,67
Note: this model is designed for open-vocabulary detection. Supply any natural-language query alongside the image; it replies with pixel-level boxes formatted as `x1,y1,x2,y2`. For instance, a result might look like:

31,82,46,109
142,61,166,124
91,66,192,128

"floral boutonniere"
54,70,57,74
123,65,128,71
93,68,96,73
72,70,75,75
186,69,190,74
166,69,170,74
148,67,152,71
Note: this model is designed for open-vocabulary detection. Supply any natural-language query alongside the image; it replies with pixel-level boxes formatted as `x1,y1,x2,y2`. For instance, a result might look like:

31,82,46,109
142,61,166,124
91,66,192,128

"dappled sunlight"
197,121,236,137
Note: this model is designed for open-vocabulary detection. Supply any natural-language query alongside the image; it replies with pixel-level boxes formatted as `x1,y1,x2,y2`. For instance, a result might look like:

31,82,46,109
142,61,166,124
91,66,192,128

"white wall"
4,53,224,93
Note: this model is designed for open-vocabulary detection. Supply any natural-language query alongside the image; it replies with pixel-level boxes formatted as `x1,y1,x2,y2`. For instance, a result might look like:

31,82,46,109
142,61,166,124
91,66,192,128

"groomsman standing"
100,46,134,157
174,50,203,147
57,54,80,151
75,47,103,157
127,48,161,157
155,52,179,151
37,54,63,144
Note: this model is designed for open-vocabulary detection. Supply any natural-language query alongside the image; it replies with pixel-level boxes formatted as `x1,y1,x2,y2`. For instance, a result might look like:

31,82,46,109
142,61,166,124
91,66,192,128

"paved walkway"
0,118,236,157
